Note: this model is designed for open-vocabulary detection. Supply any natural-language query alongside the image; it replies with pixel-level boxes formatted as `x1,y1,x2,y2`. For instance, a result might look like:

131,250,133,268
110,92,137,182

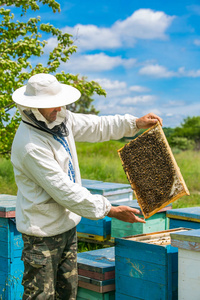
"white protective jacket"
11,110,139,237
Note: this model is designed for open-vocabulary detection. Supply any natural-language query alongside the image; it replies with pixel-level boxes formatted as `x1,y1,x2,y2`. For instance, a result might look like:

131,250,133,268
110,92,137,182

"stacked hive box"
77,179,133,242
171,229,200,300
115,228,189,300
111,200,171,239
77,247,115,300
167,207,200,230
0,194,24,300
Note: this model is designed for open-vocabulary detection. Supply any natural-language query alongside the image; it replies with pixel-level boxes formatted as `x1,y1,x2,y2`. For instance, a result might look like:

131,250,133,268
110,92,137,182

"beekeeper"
11,73,162,300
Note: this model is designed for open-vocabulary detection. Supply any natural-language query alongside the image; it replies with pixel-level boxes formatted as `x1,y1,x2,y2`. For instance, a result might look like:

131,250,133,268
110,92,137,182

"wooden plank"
171,239,200,251
82,180,132,196
167,207,200,222
78,275,115,287
111,218,143,238
78,269,115,281
169,218,200,230
78,279,115,293
0,195,17,218
115,274,167,299
124,228,187,242
115,293,142,300
77,232,111,241
115,255,167,284
111,213,167,239
0,219,23,260
77,216,111,238
170,228,200,243
0,211,16,218
77,247,115,274
77,287,115,300
178,248,200,300
115,238,167,266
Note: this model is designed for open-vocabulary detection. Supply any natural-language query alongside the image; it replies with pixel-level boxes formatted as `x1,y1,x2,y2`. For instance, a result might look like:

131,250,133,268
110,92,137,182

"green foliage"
78,241,108,253
0,158,17,194
0,0,106,157
169,136,195,151
163,127,175,138
169,116,200,150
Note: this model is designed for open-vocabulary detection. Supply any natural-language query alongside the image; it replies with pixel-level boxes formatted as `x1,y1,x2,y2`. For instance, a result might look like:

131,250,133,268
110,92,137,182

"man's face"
38,107,61,122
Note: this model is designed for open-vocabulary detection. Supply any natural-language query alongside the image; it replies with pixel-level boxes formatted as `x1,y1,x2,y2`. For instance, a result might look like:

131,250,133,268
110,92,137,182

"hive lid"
82,179,132,195
77,247,115,272
118,122,190,219
167,207,200,221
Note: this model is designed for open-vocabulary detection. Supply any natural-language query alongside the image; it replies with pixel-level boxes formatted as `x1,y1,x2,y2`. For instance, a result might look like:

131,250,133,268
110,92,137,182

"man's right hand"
107,205,146,223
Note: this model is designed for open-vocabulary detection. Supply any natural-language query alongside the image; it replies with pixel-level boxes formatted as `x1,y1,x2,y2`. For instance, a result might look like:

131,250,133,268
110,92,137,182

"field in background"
1,140,199,208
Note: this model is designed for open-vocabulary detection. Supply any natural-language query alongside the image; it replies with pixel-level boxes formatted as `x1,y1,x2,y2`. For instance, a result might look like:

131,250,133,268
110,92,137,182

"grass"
76,140,128,183
0,142,200,209
0,158,17,195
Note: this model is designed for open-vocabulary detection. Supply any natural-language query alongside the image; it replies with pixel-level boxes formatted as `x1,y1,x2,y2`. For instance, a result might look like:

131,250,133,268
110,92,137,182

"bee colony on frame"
118,122,190,219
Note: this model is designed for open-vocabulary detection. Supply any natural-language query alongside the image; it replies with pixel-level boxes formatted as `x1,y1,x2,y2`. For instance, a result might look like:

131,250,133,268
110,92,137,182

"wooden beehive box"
167,207,200,230
171,229,200,300
111,199,171,239
118,122,190,219
77,180,133,241
77,247,115,299
115,228,190,300
81,179,133,203
0,195,24,300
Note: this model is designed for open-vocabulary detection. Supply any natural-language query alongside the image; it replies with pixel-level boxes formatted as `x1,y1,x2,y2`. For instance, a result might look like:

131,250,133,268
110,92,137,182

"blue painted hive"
77,247,115,300
111,199,171,239
115,228,189,300
0,194,24,300
77,180,133,241
167,207,200,230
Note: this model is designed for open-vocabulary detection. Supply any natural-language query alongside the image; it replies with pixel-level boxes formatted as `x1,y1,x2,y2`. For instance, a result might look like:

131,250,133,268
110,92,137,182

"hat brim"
12,84,81,108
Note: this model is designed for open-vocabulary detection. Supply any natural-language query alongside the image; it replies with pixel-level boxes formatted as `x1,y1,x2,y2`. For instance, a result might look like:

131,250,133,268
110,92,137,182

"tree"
0,0,105,157
168,116,200,150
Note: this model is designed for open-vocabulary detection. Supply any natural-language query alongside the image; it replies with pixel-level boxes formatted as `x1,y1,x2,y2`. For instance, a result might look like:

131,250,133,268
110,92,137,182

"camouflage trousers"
21,227,78,300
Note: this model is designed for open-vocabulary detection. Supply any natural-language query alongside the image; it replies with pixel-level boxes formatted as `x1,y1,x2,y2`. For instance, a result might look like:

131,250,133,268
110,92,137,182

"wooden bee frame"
118,122,190,219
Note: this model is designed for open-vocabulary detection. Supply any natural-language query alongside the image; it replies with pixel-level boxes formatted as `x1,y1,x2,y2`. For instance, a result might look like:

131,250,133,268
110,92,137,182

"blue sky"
11,0,200,127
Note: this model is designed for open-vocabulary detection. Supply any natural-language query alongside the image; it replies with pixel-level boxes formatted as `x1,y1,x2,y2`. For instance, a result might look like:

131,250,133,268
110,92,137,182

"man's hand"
136,112,163,129
107,205,146,223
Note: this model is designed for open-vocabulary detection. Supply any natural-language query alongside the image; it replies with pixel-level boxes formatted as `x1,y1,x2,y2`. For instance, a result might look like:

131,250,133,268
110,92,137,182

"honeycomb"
118,122,190,219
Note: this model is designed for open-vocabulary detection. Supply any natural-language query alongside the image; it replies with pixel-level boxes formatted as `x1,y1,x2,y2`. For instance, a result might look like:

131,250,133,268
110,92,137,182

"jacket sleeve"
69,112,139,142
22,144,111,220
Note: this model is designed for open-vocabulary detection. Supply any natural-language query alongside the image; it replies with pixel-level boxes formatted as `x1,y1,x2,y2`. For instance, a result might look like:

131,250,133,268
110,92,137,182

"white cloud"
113,9,174,41
62,53,136,73
94,78,127,90
139,64,176,78
121,95,157,105
61,9,174,52
129,85,150,92
93,79,151,98
93,78,129,97
139,64,200,78
194,39,200,46
178,67,200,77
64,24,121,51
